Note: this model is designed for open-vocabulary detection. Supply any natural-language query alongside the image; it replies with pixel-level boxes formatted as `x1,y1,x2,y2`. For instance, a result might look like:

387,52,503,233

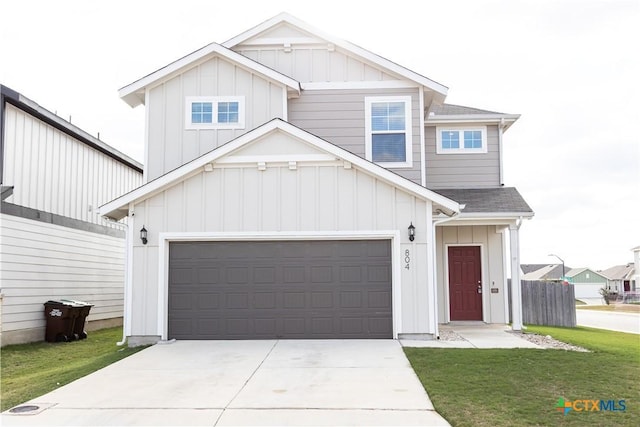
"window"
436,126,487,154
185,96,245,129
365,96,412,167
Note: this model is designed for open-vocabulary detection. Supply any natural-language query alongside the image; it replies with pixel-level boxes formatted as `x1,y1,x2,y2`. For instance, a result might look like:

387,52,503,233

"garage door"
168,240,392,339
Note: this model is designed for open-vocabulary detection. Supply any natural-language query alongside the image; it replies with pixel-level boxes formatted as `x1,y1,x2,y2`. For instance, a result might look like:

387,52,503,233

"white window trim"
436,126,488,154
365,96,413,168
185,96,245,130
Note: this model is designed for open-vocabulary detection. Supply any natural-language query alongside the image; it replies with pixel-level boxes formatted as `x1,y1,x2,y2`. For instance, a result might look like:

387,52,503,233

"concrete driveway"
2,340,449,426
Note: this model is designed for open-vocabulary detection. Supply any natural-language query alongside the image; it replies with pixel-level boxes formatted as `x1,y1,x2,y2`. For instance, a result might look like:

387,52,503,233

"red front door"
448,246,482,320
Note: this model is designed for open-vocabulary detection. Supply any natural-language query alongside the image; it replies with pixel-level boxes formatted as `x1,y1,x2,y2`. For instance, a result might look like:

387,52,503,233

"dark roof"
430,103,505,116
433,187,533,214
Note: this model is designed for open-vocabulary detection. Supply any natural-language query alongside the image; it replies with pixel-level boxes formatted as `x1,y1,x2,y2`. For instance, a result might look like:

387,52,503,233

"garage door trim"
156,231,402,340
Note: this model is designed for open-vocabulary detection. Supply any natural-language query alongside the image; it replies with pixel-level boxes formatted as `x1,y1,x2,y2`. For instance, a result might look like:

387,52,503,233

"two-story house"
1,85,143,345
100,13,533,346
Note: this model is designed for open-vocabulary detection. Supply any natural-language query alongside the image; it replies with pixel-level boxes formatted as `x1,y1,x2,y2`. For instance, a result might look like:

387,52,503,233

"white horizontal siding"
2,104,142,223
0,214,125,335
425,125,501,188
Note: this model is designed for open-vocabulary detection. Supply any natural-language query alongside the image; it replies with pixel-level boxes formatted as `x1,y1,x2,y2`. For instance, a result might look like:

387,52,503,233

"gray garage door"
168,240,392,339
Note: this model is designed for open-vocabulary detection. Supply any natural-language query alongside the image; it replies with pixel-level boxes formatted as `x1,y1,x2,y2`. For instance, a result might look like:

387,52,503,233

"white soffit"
119,43,301,108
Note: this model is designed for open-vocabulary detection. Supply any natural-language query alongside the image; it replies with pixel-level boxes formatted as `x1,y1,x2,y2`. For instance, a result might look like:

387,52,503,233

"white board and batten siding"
2,104,142,225
425,125,501,189
435,225,507,323
146,56,286,181
127,133,435,339
0,215,126,345
288,88,423,185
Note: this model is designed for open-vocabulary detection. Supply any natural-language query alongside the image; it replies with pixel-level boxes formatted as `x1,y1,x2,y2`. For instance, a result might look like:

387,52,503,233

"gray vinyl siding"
425,125,501,189
289,88,422,184
146,56,286,181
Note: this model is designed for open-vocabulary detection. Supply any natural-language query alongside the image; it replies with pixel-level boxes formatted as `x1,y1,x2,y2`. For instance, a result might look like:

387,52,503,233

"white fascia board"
427,114,520,131
99,119,459,219
222,12,448,97
119,42,300,108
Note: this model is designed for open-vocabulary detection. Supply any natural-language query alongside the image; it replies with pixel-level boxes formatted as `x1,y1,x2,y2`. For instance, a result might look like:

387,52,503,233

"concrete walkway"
2,340,449,426
402,324,543,349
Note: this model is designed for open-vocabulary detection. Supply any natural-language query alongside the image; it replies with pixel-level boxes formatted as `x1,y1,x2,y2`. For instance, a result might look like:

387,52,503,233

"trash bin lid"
60,298,94,307
44,300,75,306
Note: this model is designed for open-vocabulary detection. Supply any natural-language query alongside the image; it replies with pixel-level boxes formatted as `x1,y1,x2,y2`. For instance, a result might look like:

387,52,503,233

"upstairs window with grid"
365,97,412,167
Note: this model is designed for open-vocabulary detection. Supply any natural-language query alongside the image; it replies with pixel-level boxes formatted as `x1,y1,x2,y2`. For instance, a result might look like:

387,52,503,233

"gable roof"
565,268,608,281
222,13,448,101
433,188,534,218
600,264,635,280
521,264,570,281
119,43,301,108
99,119,459,220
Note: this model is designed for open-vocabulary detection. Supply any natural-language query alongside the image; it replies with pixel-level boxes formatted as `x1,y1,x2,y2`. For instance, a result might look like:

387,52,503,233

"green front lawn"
405,326,640,426
1,327,147,411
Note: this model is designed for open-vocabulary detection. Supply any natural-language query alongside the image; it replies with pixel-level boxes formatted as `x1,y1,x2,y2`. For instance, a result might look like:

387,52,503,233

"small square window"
185,96,245,130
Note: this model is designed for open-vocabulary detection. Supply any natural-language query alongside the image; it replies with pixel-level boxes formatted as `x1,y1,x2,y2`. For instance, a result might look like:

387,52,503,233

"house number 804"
404,249,410,270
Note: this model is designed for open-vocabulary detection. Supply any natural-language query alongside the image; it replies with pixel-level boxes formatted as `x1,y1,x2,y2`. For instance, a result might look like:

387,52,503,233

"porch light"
408,223,416,242
140,226,148,245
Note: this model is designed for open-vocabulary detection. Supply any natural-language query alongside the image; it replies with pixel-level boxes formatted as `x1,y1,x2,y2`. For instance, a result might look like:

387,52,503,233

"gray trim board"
1,202,125,238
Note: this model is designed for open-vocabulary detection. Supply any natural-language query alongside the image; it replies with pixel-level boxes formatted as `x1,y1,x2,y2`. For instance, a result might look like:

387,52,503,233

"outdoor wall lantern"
408,222,416,241
140,226,148,245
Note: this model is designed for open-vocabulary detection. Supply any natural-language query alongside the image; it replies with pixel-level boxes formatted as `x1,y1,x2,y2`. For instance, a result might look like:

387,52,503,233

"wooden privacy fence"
509,280,577,327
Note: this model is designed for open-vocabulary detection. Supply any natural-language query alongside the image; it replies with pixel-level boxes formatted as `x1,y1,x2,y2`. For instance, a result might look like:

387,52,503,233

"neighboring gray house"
100,13,533,346
601,263,636,295
521,264,572,282
0,85,143,345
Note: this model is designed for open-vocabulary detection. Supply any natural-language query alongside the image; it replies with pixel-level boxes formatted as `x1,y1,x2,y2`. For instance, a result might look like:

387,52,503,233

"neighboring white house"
0,85,143,346
100,13,533,346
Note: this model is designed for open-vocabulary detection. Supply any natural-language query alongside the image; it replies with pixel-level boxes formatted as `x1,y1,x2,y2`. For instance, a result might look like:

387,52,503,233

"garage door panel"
168,240,392,339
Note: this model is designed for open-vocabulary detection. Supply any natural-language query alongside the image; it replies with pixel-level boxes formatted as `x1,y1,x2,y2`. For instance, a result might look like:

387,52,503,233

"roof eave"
118,42,301,108
223,12,448,97
99,119,460,219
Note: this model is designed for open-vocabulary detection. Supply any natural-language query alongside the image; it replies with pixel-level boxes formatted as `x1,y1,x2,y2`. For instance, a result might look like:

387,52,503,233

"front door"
448,246,482,321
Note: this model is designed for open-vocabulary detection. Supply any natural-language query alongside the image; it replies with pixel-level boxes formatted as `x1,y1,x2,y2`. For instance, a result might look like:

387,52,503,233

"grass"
577,304,640,313
1,327,147,411
405,326,640,426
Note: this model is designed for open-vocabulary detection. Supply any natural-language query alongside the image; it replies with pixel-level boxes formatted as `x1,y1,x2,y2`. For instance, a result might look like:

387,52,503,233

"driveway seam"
214,340,280,426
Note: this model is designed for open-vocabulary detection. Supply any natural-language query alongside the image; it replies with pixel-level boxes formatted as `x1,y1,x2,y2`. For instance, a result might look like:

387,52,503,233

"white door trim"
444,243,486,323
157,230,402,340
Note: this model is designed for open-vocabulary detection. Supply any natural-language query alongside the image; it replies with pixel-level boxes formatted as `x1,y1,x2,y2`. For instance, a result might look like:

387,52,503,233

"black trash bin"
43,300,78,342
61,299,93,340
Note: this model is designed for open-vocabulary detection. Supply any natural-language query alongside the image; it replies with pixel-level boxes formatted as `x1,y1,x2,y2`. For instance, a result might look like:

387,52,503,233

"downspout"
498,118,504,186
103,216,130,346
430,208,461,339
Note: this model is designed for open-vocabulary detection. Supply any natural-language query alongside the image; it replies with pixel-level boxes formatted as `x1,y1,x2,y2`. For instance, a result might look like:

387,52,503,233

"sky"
1,0,638,271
